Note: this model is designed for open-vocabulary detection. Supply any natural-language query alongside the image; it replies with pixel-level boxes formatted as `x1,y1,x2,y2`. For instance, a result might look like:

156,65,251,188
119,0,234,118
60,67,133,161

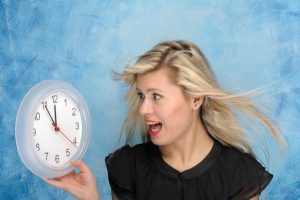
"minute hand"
45,105,55,125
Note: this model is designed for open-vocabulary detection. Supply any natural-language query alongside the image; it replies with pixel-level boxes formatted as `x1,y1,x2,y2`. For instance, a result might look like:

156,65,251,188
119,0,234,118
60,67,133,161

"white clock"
15,80,92,178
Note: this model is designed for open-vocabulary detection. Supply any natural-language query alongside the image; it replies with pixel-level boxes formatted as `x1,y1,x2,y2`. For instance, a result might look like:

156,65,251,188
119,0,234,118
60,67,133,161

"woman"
44,40,284,200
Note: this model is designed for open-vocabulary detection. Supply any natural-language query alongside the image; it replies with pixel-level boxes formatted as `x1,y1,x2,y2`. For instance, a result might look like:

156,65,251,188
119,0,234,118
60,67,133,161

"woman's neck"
159,119,214,172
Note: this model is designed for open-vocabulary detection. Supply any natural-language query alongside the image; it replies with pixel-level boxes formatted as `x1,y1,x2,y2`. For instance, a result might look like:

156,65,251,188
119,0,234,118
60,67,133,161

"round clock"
15,80,92,178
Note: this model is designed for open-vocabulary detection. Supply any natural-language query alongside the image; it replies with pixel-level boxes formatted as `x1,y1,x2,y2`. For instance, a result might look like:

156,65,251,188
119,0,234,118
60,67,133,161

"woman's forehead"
136,67,183,95
137,68,174,86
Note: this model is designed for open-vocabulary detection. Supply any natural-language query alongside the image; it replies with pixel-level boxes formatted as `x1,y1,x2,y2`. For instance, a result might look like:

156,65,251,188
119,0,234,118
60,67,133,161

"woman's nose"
139,98,154,116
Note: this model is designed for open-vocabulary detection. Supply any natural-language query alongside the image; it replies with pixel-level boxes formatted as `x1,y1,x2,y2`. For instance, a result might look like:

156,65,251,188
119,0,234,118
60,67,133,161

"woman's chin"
150,134,169,146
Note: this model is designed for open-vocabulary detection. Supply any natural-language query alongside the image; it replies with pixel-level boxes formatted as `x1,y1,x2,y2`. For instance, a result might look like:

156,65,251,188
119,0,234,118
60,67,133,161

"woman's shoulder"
105,142,153,167
218,143,254,161
105,142,154,199
214,142,273,199
216,143,265,173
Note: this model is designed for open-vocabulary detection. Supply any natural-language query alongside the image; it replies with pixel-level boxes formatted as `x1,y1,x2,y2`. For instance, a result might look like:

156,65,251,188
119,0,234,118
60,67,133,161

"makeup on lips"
145,120,162,136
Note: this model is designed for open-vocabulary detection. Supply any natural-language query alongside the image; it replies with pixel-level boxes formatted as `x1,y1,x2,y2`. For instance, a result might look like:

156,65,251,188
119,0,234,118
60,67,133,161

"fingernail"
70,160,76,165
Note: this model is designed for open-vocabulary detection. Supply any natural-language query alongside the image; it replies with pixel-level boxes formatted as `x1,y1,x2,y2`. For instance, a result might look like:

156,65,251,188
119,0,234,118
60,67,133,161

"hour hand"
54,104,57,126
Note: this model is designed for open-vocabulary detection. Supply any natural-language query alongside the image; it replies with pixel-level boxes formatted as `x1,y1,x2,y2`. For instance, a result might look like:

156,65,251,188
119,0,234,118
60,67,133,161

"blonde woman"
44,40,284,200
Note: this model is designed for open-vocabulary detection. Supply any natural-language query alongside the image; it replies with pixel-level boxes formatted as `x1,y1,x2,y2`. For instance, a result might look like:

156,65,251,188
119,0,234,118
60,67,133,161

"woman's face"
136,67,198,146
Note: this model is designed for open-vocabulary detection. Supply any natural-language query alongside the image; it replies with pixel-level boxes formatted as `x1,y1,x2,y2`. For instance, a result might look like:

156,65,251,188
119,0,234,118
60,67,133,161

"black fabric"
105,140,273,200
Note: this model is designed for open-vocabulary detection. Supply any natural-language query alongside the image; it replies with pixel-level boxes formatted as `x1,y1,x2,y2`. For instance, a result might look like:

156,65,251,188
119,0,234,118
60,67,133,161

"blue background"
1,0,300,199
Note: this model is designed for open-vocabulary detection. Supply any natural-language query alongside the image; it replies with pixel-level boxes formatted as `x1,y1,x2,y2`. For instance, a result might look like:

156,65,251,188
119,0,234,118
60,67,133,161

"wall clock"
15,80,92,178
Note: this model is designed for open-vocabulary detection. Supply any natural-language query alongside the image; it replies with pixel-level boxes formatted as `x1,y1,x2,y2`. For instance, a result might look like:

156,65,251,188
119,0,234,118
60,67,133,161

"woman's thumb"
71,160,90,173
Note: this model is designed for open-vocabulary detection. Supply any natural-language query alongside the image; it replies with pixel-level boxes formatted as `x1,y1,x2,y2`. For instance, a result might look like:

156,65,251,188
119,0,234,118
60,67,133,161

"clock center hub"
52,123,60,132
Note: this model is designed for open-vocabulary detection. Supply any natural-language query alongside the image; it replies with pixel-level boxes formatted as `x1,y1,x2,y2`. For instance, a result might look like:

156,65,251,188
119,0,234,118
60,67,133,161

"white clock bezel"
15,80,92,178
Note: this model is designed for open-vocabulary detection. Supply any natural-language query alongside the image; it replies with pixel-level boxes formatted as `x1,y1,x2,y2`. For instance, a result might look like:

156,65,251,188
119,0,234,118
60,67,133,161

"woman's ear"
191,97,204,110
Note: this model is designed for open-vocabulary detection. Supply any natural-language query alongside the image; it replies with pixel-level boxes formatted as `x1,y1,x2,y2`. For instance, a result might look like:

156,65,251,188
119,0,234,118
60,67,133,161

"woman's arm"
250,196,259,200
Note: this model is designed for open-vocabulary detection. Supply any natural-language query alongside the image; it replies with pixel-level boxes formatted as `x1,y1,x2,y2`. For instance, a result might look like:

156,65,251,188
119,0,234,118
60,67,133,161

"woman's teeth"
147,122,162,136
148,121,160,125
150,124,161,131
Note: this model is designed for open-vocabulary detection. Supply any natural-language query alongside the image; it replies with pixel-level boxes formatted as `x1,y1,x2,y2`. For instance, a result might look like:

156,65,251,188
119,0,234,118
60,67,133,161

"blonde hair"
116,40,284,157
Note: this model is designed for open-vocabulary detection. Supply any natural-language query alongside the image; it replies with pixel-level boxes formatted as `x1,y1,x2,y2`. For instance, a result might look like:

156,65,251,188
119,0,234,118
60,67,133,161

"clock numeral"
75,122,79,130
33,128,36,136
73,137,77,145
66,148,70,157
42,101,47,110
36,143,40,151
64,99,67,107
35,112,40,121
52,95,58,104
45,152,49,160
55,155,60,163
72,108,76,116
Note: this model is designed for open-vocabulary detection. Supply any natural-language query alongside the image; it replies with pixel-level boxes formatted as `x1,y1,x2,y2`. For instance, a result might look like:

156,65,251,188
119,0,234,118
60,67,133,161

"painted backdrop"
1,1,300,199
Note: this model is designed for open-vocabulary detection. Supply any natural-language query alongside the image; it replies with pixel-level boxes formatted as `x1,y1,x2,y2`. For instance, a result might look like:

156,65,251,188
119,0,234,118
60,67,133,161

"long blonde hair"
116,40,284,157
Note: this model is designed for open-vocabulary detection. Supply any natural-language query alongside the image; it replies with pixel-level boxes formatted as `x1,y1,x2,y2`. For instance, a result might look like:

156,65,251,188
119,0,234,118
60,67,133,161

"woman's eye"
137,92,145,100
153,93,162,101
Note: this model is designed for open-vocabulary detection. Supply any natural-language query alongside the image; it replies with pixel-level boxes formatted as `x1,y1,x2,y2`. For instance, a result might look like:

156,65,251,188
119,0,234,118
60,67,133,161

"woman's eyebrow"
136,87,165,93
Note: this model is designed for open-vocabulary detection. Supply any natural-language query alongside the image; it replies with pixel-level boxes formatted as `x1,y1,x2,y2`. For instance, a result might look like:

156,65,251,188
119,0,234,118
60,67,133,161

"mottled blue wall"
1,1,300,199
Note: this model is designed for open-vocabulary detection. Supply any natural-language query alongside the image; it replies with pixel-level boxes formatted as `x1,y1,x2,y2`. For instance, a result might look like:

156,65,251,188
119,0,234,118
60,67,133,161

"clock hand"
45,105,55,126
45,105,60,132
54,104,57,126
51,124,78,149
53,105,60,132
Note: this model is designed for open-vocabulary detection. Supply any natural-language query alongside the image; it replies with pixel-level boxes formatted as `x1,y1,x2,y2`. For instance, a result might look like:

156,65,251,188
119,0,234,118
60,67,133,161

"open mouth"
146,120,162,136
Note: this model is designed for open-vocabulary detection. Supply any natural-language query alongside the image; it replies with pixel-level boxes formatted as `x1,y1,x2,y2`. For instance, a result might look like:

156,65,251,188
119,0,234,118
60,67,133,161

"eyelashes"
137,92,145,100
153,93,162,101
137,92,162,101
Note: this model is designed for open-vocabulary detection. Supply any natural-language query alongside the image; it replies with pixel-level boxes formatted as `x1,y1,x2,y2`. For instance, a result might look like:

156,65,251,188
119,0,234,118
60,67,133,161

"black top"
105,140,272,200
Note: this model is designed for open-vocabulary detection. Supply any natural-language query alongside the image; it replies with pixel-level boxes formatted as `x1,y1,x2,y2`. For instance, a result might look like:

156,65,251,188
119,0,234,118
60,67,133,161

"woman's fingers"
42,170,75,189
71,160,90,173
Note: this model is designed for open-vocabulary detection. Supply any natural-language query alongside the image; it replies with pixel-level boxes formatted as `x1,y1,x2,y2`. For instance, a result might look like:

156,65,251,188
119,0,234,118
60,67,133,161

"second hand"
52,124,78,149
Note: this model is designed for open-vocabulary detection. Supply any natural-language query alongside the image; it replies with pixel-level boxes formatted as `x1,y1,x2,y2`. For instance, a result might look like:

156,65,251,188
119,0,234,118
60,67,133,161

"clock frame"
15,80,92,178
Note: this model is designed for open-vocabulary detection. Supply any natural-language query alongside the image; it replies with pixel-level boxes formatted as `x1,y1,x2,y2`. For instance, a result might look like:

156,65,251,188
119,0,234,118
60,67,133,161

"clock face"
32,91,82,168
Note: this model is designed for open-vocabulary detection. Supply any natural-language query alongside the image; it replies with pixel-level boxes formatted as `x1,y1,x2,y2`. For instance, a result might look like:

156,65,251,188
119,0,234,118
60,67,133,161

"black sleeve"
229,153,273,200
105,145,135,200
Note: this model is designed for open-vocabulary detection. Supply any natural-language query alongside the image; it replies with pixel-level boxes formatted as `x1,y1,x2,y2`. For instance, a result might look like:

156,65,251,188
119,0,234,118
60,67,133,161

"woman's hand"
43,160,101,200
